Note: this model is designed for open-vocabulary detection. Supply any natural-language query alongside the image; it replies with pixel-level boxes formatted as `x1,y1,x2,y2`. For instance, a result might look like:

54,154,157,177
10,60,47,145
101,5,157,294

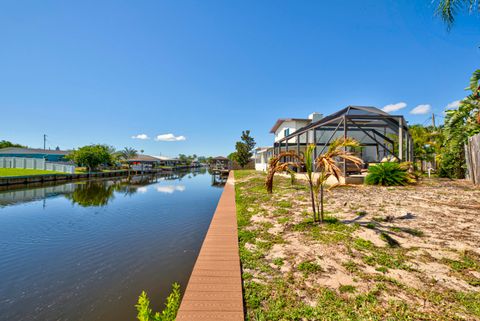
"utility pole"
43,134,47,150
431,113,436,129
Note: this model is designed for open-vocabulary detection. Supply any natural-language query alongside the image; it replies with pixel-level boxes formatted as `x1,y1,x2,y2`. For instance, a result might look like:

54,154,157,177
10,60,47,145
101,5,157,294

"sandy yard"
234,170,480,321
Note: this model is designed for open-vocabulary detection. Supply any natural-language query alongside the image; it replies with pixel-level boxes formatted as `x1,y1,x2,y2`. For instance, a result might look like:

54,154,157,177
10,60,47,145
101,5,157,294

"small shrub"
298,261,323,276
135,283,181,321
365,162,414,186
339,284,356,293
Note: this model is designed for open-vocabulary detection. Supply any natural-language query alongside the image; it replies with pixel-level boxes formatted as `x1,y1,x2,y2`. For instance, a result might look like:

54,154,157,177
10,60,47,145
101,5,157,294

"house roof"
0,147,70,155
279,105,408,142
255,146,273,153
212,156,229,161
126,154,161,162
269,118,310,133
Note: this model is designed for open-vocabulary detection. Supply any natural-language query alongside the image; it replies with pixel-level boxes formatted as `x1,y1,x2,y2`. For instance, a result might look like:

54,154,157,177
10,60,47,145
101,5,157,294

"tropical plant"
66,144,114,172
439,69,480,178
235,130,256,168
266,138,362,224
265,151,301,194
314,138,363,222
135,283,181,321
119,147,138,160
365,162,414,186
434,0,480,29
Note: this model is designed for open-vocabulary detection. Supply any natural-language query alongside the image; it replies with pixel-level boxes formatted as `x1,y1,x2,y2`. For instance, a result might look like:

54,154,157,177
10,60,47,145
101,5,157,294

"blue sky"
0,1,478,156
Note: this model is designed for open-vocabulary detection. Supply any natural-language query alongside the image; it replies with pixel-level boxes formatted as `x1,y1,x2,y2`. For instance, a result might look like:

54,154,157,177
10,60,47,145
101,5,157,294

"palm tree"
265,151,301,193
119,147,138,160
435,0,479,29
314,138,363,223
265,138,363,224
119,147,138,172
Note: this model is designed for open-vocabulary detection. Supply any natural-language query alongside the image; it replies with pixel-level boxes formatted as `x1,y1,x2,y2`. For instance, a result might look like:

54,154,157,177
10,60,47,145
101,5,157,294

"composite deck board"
176,172,244,321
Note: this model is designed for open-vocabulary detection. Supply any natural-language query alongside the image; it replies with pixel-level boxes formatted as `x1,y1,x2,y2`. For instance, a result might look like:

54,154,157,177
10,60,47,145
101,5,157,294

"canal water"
0,169,224,321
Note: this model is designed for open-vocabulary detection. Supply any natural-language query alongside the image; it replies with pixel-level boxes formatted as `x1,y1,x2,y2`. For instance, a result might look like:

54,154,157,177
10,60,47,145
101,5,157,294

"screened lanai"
273,106,413,174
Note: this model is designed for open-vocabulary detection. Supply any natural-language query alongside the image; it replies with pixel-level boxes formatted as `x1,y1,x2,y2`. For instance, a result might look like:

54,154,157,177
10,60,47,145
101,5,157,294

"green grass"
0,168,64,177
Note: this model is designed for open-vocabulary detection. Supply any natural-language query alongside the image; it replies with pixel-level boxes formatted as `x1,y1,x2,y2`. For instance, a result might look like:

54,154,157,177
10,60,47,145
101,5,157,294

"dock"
176,172,244,321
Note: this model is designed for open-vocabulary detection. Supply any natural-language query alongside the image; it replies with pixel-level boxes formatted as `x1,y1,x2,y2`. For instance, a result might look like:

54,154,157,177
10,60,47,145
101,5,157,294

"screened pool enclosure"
273,106,413,174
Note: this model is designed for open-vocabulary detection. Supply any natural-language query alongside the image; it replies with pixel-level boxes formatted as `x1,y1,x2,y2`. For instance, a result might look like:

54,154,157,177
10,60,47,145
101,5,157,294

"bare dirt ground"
235,171,480,320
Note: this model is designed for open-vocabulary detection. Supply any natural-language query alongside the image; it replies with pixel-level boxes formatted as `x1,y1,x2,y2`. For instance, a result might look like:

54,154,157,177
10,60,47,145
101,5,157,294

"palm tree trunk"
320,184,324,223
308,180,317,222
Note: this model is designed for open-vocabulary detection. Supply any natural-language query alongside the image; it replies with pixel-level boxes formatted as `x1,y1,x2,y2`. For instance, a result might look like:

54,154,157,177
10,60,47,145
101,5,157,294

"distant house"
126,155,161,170
254,147,274,171
210,156,230,170
153,156,180,167
0,147,70,162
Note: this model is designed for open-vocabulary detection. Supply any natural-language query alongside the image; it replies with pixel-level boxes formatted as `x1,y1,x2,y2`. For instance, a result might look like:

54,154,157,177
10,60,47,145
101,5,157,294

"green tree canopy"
439,69,480,178
67,144,114,172
0,140,26,149
234,130,256,168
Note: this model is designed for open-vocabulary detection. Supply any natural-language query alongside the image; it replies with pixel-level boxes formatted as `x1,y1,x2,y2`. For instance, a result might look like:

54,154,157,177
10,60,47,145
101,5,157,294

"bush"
135,283,181,321
365,162,414,186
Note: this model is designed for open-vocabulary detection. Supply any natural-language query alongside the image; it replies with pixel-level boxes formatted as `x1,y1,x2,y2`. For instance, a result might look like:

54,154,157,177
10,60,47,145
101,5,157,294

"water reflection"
156,185,186,194
0,168,218,208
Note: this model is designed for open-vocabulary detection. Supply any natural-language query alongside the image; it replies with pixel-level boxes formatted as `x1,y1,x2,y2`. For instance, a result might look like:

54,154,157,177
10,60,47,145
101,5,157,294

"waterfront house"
0,147,70,162
210,156,231,170
126,155,161,170
259,106,412,178
153,156,180,167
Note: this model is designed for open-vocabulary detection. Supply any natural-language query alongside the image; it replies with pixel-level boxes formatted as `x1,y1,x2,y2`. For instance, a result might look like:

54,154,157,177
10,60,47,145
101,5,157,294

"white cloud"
410,104,431,115
156,185,186,194
446,100,460,109
137,187,148,193
382,102,407,113
131,134,149,140
154,133,186,142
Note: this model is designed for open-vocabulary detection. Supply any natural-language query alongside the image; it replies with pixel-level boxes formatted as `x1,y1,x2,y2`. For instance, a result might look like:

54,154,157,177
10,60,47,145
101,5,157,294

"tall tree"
234,130,256,168
67,145,114,172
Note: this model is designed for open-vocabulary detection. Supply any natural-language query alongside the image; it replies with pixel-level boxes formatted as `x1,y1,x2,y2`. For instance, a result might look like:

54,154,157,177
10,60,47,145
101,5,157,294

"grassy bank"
234,170,480,320
0,168,63,177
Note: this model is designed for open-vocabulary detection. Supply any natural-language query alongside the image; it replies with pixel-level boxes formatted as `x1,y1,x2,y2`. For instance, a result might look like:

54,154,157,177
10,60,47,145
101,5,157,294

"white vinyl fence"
0,157,75,174
465,133,480,185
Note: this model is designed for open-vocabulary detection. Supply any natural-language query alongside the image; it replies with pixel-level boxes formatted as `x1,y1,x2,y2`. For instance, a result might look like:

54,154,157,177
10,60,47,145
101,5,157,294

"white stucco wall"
274,120,310,142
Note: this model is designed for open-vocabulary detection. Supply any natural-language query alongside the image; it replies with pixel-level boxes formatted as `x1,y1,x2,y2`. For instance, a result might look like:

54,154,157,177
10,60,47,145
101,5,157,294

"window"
284,128,290,137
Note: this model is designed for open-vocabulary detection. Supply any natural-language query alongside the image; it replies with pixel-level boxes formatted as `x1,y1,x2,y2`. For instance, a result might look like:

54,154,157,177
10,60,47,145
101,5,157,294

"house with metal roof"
0,147,71,162
273,106,413,174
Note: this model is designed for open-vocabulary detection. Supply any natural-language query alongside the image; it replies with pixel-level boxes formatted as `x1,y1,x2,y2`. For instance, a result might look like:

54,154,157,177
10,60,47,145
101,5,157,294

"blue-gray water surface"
0,169,224,321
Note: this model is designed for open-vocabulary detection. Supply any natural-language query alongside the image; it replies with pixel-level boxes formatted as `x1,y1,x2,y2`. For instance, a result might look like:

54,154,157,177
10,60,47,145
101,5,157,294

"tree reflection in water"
66,181,118,207
65,169,208,207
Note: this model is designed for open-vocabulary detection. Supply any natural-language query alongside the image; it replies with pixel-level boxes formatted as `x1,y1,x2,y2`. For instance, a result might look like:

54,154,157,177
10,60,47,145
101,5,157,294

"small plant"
297,260,323,276
339,284,356,293
135,283,181,321
365,223,376,229
365,162,415,186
